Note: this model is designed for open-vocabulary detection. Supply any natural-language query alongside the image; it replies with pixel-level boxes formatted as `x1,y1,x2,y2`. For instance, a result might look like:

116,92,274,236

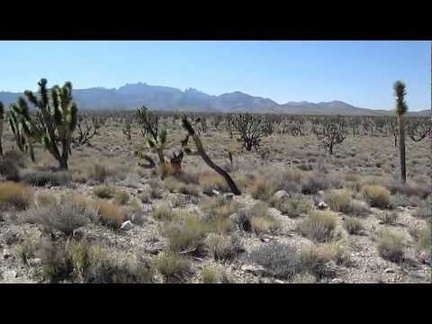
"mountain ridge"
0,83,429,116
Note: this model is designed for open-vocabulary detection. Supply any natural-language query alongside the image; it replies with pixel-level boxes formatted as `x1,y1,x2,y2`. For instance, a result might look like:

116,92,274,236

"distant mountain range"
0,82,429,116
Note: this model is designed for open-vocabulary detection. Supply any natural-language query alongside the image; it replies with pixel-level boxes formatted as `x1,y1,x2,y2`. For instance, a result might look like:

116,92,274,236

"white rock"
240,264,265,275
3,249,11,259
120,220,134,231
384,268,397,274
3,270,17,280
212,189,221,196
273,190,289,201
224,193,235,200
28,258,42,267
317,201,328,209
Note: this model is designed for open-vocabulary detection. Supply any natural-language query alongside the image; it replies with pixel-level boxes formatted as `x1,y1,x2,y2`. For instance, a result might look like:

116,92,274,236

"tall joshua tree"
10,79,78,170
0,101,4,156
393,80,408,183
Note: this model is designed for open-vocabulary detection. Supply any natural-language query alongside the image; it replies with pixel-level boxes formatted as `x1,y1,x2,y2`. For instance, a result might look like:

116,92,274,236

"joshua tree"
122,117,132,142
406,117,430,142
0,101,4,156
394,80,408,183
9,97,38,162
313,116,347,155
9,79,78,170
181,116,241,195
229,113,267,151
73,116,100,147
136,106,166,165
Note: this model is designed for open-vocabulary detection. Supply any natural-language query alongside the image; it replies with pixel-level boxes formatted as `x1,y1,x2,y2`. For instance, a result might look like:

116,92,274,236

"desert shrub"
178,184,200,196
113,190,130,205
204,233,243,261
151,203,174,222
377,211,398,225
385,181,431,199
3,150,27,168
39,239,153,283
148,180,164,199
361,185,390,209
0,157,20,181
92,200,127,229
413,199,431,219
249,178,276,201
164,176,181,193
153,252,191,282
200,196,239,233
271,169,303,193
201,266,229,283
376,230,405,263
165,214,209,253
271,194,314,217
174,171,200,185
36,192,58,207
93,184,116,199
301,242,348,278
22,171,71,187
298,211,337,243
89,163,116,182
389,194,421,208
301,175,331,195
347,199,370,217
343,217,364,235
324,190,353,213
409,225,431,253
0,182,33,210
20,199,96,236
250,242,304,279
139,190,152,204
199,173,230,194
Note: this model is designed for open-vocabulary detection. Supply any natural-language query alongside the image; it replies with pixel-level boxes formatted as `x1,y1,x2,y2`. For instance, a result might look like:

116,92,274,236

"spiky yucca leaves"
12,79,78,170
9,98,36,162
0,101,4,156
135,106,182,180
393,80,408,183
181,116,241,195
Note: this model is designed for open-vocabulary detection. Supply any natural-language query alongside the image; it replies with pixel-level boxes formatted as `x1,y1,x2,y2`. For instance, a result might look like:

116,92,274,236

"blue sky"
0,41,429,111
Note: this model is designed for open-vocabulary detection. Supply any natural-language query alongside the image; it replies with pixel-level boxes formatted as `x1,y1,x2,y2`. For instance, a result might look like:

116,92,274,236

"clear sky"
0,41,429,111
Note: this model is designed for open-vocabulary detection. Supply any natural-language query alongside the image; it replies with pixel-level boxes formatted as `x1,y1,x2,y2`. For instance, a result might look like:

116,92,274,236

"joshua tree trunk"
398,115,406,183
182,117,241,195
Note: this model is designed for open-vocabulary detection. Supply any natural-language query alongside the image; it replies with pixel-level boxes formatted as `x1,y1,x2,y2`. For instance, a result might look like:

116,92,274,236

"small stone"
212,189,221,196
331,278,344,283
3,270,17,281
120,220,134,231
240,264,265,275
223,193,234,200
384,268,397,274
260,237,271,243
3,249,11,259
73,228,85,240
137,188,144,194
419,252,431,265
273,190,289,201
274,279,284,284
28,258,42,267
317,201,328,210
